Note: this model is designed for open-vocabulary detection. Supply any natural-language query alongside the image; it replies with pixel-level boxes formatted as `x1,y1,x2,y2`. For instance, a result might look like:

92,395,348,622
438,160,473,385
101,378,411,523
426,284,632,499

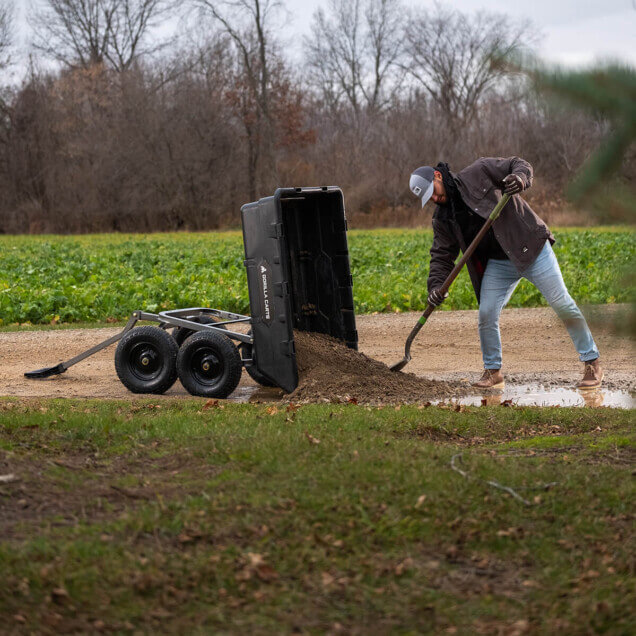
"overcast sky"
281,0,636,67
11,0,636,74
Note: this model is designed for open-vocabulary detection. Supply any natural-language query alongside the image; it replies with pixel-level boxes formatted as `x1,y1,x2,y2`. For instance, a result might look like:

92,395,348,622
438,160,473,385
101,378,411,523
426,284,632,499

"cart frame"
25,308,253,379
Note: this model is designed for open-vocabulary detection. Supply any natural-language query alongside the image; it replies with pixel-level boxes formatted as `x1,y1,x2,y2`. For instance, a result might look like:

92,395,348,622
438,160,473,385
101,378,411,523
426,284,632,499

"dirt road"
1,306,633,399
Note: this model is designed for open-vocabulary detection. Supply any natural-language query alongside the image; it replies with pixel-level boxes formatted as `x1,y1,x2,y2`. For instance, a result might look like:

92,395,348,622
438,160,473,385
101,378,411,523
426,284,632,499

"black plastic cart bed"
25,187,358,398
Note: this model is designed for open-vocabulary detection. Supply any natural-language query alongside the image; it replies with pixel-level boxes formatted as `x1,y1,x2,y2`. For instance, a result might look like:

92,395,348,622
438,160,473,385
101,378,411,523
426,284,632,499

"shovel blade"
24,363,66,379
389,356,410,372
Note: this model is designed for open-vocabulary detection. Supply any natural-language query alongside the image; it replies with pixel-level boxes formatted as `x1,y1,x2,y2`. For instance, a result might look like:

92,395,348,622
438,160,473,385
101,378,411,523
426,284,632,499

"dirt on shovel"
287,331,472,405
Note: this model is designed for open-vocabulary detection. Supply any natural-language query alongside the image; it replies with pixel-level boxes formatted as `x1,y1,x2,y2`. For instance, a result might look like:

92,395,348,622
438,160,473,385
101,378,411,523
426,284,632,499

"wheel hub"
128,343,161,380
192,350,224,385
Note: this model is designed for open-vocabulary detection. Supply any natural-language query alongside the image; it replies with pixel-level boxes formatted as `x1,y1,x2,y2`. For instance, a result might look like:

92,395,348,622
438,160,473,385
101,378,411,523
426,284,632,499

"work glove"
428,288,448,307
502,174,524,195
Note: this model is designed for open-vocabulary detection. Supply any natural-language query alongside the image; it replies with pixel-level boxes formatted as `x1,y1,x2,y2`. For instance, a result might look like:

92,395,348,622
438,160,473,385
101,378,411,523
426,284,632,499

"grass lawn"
1,399,634,633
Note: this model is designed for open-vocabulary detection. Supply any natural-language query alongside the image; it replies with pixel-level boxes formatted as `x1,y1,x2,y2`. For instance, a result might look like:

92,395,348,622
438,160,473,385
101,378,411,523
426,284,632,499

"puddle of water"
228,384,634,409
227,385,282,403
442,384,635,409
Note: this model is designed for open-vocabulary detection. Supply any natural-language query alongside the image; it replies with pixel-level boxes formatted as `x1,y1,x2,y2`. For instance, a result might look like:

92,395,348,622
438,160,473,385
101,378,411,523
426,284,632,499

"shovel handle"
420,192,511,323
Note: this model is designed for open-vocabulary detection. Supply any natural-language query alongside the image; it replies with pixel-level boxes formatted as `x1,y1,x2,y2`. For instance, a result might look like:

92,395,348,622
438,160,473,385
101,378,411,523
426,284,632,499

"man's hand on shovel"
427,288,448,307
502,174,523,195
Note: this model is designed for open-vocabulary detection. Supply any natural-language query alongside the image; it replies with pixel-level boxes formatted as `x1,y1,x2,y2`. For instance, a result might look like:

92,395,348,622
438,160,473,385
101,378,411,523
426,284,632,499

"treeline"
0,0,627,234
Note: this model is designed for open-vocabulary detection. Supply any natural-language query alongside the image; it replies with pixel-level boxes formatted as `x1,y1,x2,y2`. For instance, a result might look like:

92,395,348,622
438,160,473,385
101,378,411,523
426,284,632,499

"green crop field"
0,228,633,325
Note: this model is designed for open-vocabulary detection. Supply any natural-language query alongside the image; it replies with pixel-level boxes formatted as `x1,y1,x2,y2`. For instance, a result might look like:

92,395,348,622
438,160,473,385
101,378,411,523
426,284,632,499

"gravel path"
1,306,633,399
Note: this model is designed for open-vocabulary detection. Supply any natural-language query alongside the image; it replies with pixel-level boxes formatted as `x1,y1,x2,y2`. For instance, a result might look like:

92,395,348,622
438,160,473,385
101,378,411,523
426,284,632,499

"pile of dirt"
288,331,471,404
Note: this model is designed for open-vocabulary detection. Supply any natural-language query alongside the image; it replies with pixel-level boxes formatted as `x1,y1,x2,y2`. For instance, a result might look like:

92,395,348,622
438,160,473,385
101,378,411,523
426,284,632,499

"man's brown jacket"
427,156,555,303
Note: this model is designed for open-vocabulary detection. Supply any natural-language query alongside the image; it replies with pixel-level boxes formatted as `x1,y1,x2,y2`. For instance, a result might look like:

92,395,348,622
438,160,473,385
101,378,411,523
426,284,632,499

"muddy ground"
0,306,633,401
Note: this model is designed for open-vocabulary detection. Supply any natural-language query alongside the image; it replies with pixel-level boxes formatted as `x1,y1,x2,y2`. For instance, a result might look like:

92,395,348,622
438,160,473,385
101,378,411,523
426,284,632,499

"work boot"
472,369,505,389
577,358,603,390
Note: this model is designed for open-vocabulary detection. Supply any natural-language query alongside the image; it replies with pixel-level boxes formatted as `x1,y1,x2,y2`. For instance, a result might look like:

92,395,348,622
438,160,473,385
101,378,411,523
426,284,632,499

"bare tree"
304,0,404,114
305,0,364,114
363,0,404,110
193,0,283,199
30,0,176,71
403,3,535,127
0,0,13,71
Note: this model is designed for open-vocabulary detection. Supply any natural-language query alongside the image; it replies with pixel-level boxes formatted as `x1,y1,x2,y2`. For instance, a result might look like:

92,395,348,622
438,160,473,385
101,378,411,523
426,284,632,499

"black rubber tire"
177,330,242,398
240,330,277,387
173,315,225,347
115,326,179,394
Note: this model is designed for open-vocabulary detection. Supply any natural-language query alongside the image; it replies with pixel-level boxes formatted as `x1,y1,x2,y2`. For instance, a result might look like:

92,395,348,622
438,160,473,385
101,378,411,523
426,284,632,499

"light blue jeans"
479,241,599,369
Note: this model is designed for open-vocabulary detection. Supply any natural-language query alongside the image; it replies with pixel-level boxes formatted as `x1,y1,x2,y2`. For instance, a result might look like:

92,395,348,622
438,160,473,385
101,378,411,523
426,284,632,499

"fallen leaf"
286,403,300,412
255,564,278,582
445,545,459,559
321,572,335,587
305,432,321,445
415,494,427,508
203,399,220,410
0,474,18,484
51,587,69,604
13,615,26,624
509,619,530,635
235,568,252,582
247,552,265,566
266,406,279,415
346,397,358,405
43,612,62,627
394,557,413,576
150,608,172,619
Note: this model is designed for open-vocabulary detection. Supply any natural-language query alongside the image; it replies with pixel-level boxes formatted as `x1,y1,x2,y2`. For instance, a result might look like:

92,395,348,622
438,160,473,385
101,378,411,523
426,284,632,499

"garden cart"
25,187,358,399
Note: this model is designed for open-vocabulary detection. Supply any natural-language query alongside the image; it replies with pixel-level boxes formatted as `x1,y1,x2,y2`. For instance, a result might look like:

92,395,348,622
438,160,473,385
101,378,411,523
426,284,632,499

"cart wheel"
240,330,276,387
115,326,179,394
177,331,242,398
173,315,226,347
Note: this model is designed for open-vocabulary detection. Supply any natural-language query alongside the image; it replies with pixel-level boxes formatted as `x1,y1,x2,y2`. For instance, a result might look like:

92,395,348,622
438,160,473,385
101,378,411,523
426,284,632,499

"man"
409,157,602,389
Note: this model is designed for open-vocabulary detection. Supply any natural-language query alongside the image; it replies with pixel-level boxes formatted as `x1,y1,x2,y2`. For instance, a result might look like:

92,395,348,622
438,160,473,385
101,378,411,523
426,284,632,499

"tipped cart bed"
26,187,358,399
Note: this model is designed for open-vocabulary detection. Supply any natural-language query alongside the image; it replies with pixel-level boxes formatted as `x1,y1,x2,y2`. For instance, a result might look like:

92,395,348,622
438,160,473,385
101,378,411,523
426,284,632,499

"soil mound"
288,331,469,404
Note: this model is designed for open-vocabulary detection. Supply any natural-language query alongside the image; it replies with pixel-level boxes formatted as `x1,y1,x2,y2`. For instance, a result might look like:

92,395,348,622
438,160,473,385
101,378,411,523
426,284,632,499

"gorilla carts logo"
258,260,272,324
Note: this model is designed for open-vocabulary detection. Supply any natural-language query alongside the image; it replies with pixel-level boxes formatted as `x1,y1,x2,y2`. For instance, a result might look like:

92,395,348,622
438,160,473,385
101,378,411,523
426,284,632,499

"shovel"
390,193,510,372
